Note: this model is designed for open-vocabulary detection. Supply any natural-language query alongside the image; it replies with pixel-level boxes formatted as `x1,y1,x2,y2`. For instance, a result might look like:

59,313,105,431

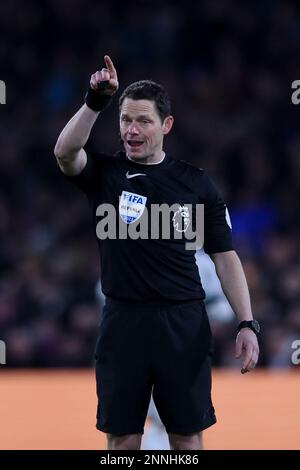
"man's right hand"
90,55,119,96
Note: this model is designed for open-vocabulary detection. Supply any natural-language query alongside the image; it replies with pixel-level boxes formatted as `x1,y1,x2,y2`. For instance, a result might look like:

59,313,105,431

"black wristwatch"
237,320,260,335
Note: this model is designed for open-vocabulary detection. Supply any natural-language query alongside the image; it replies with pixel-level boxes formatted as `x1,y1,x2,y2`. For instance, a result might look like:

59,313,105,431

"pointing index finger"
104,55,117,79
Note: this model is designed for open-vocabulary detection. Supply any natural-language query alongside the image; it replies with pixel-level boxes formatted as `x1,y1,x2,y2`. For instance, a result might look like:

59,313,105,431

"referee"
54,55,259,450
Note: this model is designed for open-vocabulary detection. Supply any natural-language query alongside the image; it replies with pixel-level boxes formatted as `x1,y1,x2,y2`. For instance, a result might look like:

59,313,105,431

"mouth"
127,140,144,148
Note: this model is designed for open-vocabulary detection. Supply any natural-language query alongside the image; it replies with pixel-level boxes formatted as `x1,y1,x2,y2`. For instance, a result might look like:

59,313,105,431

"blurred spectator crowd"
0,0,299,367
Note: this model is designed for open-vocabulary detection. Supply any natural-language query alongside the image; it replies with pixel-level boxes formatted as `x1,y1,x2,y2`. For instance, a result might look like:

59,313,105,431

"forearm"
212,251,253,322
54,104,99,161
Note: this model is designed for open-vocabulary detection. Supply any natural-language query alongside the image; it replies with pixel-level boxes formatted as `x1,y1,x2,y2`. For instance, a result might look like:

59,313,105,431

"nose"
127,122,140,135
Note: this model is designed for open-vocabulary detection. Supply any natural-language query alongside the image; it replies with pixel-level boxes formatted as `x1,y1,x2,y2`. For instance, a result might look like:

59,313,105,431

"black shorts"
94,298,216,436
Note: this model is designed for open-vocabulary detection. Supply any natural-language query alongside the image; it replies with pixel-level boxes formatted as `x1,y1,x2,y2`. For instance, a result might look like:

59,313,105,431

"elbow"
54,141,65,161
54,141,73,164
54,140,62,159
212,250,238,274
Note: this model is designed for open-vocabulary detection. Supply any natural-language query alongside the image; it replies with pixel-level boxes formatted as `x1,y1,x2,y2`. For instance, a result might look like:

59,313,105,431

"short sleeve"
62,151,110,198
200,173,234,254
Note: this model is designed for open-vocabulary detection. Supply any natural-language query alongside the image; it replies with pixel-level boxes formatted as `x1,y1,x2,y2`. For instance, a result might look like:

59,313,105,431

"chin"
126,149,146,159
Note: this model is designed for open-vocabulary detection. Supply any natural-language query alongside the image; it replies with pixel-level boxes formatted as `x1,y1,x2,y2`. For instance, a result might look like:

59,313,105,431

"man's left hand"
235,328,259,374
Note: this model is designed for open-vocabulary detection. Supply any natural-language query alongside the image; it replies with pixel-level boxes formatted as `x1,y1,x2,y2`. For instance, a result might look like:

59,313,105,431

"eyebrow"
121,113,153,120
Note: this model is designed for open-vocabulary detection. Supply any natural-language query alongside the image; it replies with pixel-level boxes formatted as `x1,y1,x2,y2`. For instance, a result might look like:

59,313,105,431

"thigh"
95,304,153,436
152,301,216,434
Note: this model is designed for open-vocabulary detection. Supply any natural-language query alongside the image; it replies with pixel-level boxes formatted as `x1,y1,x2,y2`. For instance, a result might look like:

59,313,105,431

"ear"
162,115,174,135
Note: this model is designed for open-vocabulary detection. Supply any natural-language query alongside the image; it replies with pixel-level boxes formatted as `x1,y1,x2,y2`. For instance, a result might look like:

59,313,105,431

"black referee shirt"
64,151,233,302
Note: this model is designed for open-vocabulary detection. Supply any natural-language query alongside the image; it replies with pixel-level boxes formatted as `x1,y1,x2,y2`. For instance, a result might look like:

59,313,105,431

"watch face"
251,320,260,334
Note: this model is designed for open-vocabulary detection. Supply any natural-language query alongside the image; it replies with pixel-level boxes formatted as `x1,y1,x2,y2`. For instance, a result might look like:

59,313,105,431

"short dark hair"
119,80,171,123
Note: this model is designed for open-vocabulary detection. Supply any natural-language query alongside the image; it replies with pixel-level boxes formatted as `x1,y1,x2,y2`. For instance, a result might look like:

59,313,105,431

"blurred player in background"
54,55,259,450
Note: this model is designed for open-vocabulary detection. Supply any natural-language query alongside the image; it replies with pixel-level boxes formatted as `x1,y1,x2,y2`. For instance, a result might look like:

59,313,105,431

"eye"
121,116,130,122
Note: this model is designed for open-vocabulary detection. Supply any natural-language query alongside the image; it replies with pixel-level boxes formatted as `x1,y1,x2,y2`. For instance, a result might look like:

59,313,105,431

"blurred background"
1,0,300,369
1,0,300,451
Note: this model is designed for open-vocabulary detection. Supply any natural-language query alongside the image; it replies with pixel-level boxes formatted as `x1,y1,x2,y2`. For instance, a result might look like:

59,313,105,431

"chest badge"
119,191,147,224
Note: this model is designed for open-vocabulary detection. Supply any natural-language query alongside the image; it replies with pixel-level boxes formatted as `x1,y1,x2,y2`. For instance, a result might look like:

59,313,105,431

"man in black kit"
54,55,260,450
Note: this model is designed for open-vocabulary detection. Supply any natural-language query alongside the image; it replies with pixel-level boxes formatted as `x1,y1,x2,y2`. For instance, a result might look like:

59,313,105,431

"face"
120,98,173,162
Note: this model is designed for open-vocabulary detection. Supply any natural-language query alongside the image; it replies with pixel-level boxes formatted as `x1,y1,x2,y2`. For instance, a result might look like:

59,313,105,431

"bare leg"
168,432,203,450
107,433,143,450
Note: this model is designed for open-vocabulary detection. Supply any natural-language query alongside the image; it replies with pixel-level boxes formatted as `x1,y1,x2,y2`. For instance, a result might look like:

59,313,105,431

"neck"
127,151,165,165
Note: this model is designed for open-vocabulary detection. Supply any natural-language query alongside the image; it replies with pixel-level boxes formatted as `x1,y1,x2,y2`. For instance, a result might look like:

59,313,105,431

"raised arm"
54,55,119,176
